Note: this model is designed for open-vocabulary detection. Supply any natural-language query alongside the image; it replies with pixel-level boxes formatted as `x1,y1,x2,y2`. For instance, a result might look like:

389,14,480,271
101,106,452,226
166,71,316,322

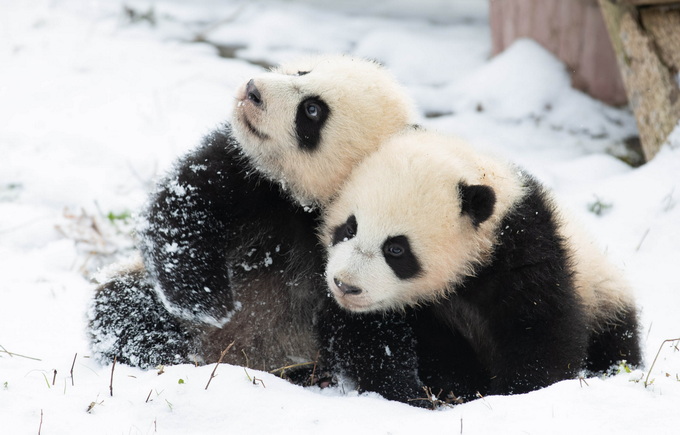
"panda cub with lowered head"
89,55,416,372
319,128,642,406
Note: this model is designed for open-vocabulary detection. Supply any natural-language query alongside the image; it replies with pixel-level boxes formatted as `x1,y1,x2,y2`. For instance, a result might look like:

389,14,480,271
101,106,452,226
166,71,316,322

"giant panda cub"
319,129,642,406
89,55,416,372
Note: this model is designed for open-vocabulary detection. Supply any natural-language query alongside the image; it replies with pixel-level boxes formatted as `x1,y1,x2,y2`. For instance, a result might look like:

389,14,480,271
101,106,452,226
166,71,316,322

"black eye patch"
331,215,357,246
296,96,330,151
382,235,421,280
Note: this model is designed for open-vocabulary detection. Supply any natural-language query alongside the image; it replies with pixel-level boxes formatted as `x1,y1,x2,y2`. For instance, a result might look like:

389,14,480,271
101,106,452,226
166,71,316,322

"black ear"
459,182,496,227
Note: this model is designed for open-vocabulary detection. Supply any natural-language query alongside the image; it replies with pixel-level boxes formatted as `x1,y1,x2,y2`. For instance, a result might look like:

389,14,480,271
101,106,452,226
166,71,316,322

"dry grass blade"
0,344,41,361
269,361,316,376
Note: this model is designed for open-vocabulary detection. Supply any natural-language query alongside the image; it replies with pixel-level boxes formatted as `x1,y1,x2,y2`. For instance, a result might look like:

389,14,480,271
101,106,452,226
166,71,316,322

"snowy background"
1,1,679,434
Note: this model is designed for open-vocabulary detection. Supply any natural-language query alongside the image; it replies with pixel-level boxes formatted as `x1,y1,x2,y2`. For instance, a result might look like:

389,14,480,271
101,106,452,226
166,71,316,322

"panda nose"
246,79,263,106
333,277,363,295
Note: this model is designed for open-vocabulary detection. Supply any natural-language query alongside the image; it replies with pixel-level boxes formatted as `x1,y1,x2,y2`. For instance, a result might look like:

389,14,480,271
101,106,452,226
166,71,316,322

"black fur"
331,214,357,245
316,299,431,407
585,304,642,373
317,175,641,405
90,124,326,368
89,268,196,367
296,97,330,151
382,235,421,280
139,125,324,321
459,182,496,227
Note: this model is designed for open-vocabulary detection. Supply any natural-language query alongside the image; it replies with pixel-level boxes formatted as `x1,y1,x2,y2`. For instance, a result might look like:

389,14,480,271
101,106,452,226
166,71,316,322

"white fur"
322,129,524,311
231,54,417,205
557,207,637,327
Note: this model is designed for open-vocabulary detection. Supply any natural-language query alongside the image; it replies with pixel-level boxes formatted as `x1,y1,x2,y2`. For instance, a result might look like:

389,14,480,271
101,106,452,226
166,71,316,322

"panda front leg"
317,300,432,407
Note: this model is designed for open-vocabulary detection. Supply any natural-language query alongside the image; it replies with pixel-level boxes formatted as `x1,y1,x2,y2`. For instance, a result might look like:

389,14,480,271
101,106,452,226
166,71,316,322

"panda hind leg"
89,267,198,368
585,304,643,374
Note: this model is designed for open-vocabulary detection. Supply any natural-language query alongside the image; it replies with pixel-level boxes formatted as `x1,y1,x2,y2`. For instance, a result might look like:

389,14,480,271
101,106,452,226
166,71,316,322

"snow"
1,1,679,434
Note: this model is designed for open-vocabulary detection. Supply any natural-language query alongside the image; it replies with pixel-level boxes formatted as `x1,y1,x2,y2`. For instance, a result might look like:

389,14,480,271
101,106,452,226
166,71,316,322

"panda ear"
458,182,496,227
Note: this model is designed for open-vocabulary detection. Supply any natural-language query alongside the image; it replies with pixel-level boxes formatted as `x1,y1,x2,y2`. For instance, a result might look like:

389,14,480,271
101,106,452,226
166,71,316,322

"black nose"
246,79,262,106
334,278,363,295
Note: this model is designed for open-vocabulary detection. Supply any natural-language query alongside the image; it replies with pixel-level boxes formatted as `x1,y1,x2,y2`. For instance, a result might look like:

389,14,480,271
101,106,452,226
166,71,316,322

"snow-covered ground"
1,1,679,433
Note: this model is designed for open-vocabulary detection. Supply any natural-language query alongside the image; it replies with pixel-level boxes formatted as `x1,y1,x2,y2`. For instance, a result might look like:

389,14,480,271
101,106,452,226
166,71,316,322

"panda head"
321,130,522,312
232,54,417,205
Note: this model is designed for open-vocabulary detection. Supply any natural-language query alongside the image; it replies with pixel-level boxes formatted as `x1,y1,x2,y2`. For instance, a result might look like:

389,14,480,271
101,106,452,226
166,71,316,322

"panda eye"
304,101,321,121
382,235,421,279
384,242,405,258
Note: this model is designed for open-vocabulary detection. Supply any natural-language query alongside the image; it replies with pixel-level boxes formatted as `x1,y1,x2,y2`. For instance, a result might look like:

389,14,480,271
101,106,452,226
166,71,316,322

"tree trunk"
597,0,680,161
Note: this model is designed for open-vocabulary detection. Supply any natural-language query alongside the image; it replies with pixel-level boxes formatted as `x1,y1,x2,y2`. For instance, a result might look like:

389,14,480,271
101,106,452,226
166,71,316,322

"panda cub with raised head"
319,129,641,406
89,55,416,371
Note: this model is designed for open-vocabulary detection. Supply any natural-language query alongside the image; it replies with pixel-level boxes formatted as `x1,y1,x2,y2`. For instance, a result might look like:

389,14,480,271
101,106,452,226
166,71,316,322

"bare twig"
52,370,57,386
145,389,153,403
242,366,265,388
109,356,117,397
70,353,77,387
645,337,680,388
38,409,43,435
409,386,462,410
252,377,266,388
205,341,235,390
